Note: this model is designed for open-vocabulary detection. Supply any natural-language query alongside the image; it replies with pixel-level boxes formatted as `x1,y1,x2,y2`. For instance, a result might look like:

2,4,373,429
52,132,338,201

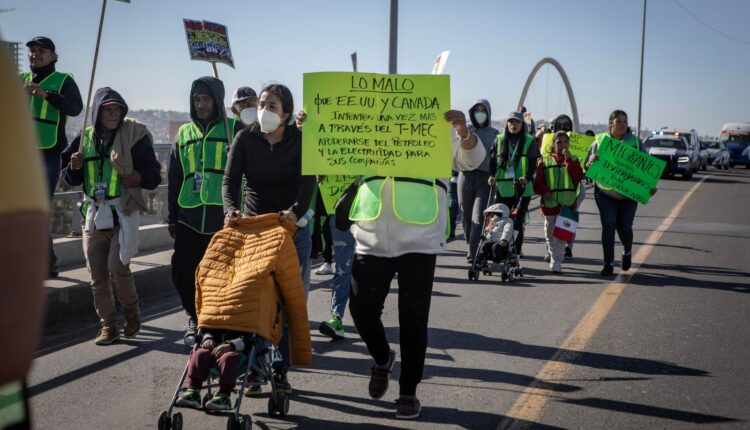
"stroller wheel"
501,273,508,282
516,267,524,277
268,395,278,416
202,392,212,408
278,393,290,417
157,411,171,430
171,412,183,430
468,269,475,280
240,415,252,430
226,415,241,430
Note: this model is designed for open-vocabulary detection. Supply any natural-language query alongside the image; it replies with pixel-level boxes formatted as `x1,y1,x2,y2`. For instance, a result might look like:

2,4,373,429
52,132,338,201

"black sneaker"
601,264,614,276
622,253,632,271
395,395,422,420
369,350,396,399
564,247,573,258
183,317,197,347
273,372,292,394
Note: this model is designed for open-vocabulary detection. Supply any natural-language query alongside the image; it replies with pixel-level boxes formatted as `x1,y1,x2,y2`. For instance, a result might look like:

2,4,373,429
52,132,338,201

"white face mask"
239,107,257,125
258,109,283,133
474,111,488,125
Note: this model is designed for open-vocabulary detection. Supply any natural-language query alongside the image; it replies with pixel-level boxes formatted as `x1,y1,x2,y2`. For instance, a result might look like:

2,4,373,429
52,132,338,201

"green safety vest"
20,71,71,150
176,119,238,208
495,134,535,198
542,155,578,209
349,176,447,226
594,132,639,192
82,126,121,200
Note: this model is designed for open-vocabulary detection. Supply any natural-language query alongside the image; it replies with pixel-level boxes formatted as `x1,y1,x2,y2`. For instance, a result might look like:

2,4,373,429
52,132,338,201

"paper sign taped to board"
302,72,451,177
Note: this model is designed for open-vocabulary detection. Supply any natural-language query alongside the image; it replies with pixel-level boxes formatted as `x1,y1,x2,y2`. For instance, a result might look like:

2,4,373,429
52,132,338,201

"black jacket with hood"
467,99,499,174
28,63,84,156
167,76,244,235
61,87,162,226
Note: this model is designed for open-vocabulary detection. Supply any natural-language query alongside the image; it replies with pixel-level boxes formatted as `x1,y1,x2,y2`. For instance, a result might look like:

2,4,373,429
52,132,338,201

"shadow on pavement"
558,397,741,424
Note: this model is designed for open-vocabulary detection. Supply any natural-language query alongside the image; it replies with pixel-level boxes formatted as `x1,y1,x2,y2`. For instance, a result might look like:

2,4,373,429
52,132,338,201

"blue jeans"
276,224,311,373
328,215,355,319
594,187,638,265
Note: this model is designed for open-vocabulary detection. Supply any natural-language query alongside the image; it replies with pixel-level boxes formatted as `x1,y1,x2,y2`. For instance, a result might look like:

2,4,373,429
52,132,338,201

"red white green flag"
553,206,579,243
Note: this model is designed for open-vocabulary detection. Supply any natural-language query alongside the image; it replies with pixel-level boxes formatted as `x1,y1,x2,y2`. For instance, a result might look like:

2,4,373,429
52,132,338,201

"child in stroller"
469,203,524,281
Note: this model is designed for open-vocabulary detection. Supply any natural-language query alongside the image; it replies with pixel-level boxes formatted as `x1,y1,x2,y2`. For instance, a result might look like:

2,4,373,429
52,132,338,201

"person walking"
230,86,258,125
533,131,583,273
168,77,243,346
223,83,316,393
61,87,161,344
489,112,540,256
585,110,656,276
459,100,499,264
20,36,83,278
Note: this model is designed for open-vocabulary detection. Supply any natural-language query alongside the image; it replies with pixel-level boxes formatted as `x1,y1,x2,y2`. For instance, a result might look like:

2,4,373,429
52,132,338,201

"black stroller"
468,184,524,282
158,333,289,430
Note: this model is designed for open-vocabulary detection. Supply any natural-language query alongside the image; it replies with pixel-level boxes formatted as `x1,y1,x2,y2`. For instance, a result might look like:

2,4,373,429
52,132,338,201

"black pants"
498,195,531,254
482,241,509,262
349,253,436,396
171,223,213,321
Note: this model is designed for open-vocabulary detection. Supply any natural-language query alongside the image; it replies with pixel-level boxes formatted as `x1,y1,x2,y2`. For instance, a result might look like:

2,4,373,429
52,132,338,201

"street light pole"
637,0,647,139
388,0,398,74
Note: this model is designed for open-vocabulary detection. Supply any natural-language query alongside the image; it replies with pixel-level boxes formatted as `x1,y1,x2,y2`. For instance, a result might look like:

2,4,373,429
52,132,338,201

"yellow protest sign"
302,72,451,177
541,132,595,161
319,175,357,215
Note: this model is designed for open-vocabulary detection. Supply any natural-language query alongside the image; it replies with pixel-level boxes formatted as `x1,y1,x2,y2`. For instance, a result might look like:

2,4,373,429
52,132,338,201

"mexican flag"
553,206,579,243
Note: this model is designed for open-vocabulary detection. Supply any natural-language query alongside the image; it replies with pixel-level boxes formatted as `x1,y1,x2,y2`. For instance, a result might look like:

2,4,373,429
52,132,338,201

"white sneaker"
315,262,334,275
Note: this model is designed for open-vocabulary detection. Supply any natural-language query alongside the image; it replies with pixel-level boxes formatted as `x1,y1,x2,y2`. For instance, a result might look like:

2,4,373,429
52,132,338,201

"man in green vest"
21,36,83,278
60,87,162,345
167,77,243,346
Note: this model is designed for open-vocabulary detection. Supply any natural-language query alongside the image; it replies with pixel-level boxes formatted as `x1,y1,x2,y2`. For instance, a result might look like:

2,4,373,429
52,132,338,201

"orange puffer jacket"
195,213,312,366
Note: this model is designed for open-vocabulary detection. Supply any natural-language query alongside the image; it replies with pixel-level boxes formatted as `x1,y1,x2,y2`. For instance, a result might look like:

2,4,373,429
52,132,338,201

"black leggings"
349,253,436,396
171,224,213,321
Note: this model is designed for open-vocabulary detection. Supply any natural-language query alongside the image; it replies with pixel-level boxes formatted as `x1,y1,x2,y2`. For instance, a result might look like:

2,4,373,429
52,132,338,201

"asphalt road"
28,166,750,429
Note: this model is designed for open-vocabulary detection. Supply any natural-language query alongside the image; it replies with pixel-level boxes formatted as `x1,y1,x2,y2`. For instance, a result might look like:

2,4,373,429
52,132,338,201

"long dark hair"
499,118,528,168
260,84,294,124
608,109,627,133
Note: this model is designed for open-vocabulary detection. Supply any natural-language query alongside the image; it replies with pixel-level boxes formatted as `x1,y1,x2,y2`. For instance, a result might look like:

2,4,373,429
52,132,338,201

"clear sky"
2,0,748,135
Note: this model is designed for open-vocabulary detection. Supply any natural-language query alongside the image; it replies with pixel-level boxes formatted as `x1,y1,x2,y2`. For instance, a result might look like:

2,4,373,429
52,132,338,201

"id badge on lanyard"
193,172,203,193
93,183,107,201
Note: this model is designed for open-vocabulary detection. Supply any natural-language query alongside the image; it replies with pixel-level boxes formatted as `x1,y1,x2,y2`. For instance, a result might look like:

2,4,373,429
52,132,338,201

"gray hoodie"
468,99,499,173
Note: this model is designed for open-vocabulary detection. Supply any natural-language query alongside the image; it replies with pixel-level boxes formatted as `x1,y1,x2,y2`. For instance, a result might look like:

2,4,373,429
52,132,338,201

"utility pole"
388,0,398,74
637,0,647,139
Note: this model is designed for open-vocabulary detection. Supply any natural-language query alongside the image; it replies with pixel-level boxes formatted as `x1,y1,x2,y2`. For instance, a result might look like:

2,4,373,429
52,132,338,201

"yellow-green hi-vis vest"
594,132,639,192
20,71,71,149
542,155,578,209
176,119,238,208
495,134,535,198
80,127,121,216
349,176,447,226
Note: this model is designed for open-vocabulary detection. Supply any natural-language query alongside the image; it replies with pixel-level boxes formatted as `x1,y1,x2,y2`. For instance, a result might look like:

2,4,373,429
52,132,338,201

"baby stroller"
468,187,524,282
158,333,290,430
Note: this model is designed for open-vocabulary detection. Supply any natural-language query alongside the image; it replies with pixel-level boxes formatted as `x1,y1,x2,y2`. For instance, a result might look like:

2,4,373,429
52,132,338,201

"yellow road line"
497,176,709,430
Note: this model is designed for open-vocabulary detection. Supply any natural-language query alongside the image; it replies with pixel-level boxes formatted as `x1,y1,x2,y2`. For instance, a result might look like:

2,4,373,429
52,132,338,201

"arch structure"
518,57,580,133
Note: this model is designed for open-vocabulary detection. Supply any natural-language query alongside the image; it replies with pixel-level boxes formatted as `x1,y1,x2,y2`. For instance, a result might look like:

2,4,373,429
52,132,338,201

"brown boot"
95,321,120,345
123,307,141,338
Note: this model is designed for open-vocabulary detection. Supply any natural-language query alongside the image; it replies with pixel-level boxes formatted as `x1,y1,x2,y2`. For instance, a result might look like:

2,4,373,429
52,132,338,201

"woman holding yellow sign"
585,110,656,276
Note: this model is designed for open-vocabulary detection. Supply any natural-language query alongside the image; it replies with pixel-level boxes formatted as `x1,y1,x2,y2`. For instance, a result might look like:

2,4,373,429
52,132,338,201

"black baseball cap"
231,86,257,104
26,36,56,52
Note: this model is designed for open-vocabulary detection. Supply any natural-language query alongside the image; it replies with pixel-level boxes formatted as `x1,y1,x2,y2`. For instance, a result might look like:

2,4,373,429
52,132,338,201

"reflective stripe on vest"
81,127,121,200
21,71,70,149
176,119,237,208
542,155,578,209
349,176,446,225
495,134,535,198
594,132,639,192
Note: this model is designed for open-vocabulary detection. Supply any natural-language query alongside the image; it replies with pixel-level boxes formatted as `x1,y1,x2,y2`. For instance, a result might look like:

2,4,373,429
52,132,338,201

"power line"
672,0,750,46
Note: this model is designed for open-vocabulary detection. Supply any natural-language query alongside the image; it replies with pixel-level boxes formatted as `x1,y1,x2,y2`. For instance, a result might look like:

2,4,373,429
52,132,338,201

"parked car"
720,122,750,168
654,128,701,173
702,140,730,170
643,134,694,180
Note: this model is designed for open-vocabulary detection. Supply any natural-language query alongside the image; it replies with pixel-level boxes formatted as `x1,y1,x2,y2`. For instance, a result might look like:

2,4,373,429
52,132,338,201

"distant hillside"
65,109,190,143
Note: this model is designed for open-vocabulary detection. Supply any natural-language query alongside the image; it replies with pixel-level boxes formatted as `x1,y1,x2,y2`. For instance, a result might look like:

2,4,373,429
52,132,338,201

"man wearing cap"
168,77,244,346
489,111,540,256
60,87,162,345
230,86,258,126
20,36,83,277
